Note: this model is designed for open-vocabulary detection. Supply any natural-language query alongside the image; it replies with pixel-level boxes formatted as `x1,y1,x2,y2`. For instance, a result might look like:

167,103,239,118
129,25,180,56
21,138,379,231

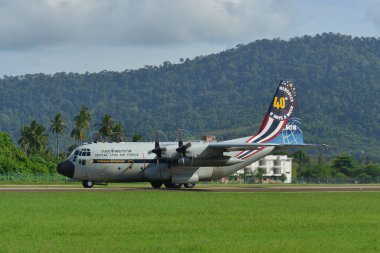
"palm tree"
18,125,31,154
111,122,126,142
19,120,48,155
76,106,91,130
132,134,144,142
70,127,86,144
71,106,91,144
50,113,67,155
28,120,48,154
97,114,114,141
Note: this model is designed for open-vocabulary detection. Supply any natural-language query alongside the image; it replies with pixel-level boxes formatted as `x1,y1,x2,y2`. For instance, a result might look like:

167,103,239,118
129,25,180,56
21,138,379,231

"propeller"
176,129,191,158
149,131,166,158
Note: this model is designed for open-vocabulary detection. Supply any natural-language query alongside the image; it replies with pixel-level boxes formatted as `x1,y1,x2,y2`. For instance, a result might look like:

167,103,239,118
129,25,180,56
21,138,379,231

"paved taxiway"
1,185,380,192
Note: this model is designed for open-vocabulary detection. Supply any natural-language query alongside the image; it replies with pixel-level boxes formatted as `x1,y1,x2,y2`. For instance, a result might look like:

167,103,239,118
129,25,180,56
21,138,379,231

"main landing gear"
183,183,195,188
82,180,94,188
150,182,196,189
150,182,163,188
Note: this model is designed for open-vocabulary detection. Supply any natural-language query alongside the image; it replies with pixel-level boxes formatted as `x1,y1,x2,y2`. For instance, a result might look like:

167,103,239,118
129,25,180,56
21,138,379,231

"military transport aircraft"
57,80,324,188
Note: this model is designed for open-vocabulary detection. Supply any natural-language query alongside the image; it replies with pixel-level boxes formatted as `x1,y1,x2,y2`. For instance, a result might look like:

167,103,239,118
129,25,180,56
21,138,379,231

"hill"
0,33,379,159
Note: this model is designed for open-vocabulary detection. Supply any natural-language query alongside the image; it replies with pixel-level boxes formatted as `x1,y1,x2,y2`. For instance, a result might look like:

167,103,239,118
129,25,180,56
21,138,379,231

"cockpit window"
79,148,91,156
73,149,80,162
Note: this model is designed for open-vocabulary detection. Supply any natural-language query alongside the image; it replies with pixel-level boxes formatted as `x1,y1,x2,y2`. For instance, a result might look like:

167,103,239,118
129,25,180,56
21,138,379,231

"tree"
71,106,91,144
292,150,312,178
255,168,266,184
363,163,380,179
28,120,48,154
97,114,114,141
18,120,48,155
132,134,144,142
49,113,67,155
111,122,126,142
310,163,332,179
18,126,30,154
280,173,287,183
331,154,356,177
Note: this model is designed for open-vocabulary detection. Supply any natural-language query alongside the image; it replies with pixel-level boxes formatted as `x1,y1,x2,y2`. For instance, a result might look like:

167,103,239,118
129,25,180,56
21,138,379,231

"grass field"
1,191,380,253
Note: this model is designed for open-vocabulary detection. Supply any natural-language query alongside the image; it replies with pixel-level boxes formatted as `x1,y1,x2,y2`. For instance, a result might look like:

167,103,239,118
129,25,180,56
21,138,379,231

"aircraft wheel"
183,183,195,188
82,180,94,188
151,182,163,188
164,183,182,189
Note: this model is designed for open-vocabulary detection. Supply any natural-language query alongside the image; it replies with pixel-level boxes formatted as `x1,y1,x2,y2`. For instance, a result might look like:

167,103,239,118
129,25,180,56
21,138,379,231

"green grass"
1,191,380,253
1,181,379,188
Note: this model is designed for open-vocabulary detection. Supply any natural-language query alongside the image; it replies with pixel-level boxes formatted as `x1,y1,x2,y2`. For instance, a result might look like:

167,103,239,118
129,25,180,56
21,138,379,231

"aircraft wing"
208,143,327,152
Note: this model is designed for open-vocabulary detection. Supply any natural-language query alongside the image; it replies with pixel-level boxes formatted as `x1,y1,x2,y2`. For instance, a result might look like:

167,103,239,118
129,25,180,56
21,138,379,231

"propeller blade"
176,129,183,147
176,141,191,158
151,130,163,158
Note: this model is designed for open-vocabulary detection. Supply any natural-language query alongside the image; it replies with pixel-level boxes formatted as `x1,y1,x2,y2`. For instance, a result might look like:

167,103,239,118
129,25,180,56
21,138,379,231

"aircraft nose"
57,160,75,178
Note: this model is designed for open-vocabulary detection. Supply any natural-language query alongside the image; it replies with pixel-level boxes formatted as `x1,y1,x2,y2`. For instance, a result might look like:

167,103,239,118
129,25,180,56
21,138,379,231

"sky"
0,0,380,76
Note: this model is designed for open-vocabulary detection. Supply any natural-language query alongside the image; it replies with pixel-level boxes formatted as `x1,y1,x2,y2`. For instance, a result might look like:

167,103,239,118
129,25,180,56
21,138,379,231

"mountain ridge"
0,33,379,159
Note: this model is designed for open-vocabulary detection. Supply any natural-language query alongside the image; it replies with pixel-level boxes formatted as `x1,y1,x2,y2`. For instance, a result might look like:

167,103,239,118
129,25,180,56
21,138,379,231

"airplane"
57,80,325,188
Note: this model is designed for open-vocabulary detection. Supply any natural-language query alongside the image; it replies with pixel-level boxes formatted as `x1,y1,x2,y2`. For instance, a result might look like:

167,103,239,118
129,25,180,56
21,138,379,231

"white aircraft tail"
235,80,303,159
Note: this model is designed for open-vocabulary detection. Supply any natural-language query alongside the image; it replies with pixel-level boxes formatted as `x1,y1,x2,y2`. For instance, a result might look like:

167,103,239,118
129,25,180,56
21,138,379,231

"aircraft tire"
151,182,163,188
183,183,195,188
164,183,182,189
82,180,94,188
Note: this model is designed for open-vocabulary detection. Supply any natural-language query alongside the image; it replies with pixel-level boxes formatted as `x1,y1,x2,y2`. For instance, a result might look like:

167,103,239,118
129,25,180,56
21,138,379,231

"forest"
0,33,379,163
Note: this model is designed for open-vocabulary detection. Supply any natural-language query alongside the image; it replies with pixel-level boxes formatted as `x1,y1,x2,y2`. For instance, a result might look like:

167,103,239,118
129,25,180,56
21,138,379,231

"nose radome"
57,160,75,178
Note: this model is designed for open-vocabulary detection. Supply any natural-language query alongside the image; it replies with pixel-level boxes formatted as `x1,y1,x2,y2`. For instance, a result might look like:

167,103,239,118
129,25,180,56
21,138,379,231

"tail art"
236,80,301,159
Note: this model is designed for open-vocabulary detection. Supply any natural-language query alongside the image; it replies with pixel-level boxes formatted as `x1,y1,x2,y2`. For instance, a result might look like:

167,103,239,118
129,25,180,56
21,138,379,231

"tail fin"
247,80,298,144
220,80,323,160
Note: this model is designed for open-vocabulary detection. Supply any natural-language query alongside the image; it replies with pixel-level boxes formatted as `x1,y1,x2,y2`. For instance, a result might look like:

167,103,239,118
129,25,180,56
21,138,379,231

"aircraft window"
73,150,79,162
83,149,90,156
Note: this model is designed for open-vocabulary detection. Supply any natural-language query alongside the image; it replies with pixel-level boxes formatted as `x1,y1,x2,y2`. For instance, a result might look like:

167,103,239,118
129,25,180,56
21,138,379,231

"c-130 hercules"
58,80,325,188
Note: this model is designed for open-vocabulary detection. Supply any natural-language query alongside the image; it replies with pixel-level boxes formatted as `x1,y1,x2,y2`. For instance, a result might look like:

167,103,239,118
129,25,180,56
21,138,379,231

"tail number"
273,97,286,109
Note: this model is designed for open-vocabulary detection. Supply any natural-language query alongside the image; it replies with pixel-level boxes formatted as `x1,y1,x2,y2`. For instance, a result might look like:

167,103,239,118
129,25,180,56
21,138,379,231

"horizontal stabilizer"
209,142,327,151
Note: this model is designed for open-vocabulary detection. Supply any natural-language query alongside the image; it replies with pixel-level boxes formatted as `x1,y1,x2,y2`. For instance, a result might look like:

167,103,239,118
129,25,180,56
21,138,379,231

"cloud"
367,2,380,32
0,0,296,50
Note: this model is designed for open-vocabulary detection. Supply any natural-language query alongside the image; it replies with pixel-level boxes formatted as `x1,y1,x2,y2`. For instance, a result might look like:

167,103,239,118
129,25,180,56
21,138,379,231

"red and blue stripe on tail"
236,80,302,159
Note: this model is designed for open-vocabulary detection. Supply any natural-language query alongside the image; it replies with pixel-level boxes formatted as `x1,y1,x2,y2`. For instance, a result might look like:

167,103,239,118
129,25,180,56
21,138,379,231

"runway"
1,185,380,192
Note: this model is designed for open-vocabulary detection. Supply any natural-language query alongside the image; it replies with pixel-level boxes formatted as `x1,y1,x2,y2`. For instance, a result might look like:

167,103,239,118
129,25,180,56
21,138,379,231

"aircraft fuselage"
58,141,274,186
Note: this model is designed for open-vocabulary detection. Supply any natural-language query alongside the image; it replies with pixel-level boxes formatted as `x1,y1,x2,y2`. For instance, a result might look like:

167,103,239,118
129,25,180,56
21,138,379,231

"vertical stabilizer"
248,80,297,144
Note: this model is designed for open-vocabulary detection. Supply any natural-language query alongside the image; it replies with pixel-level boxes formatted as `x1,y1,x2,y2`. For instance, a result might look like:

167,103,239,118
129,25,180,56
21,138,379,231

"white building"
237,155,292,183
